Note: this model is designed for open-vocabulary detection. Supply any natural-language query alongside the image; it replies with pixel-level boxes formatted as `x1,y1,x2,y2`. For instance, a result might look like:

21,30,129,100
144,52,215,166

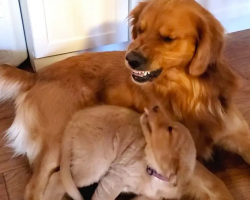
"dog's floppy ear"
129,1,149,40
189,10,225,76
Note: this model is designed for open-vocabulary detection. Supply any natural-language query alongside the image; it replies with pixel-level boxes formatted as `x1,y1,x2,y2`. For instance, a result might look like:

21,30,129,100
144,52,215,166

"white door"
21,0,129,59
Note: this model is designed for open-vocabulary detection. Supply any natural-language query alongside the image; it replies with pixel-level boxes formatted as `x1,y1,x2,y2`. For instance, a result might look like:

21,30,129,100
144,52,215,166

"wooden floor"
0,29,250,200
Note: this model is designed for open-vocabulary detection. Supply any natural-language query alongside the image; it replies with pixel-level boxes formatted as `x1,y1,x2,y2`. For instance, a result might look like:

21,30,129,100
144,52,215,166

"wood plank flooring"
0,29,250,200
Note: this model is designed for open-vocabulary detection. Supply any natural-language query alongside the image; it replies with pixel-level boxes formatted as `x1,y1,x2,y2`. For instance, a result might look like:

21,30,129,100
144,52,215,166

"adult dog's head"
126,0,225,83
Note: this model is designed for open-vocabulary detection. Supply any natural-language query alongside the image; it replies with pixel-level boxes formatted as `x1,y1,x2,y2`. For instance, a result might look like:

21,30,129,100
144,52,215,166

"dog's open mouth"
132,68,162,83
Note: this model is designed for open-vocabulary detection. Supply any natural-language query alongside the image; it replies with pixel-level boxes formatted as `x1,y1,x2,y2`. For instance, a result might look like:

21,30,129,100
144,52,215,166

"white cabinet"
0,0,27,67
20,0,129,71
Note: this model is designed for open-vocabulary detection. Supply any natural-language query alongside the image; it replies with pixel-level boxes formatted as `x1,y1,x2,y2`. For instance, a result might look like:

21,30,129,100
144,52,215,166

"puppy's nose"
125,51,147,69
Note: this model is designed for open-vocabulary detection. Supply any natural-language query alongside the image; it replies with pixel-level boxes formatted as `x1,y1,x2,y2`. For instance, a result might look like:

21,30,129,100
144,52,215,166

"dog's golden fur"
0,0,249,199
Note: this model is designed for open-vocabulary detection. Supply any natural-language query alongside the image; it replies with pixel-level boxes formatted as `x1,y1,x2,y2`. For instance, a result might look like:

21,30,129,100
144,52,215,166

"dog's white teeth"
143,71,150,76
133,70,150,77
133,70,141,75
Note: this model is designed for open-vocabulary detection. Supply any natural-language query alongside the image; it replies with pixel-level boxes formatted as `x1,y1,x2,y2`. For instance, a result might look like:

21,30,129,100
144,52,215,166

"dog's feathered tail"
0,64,35,101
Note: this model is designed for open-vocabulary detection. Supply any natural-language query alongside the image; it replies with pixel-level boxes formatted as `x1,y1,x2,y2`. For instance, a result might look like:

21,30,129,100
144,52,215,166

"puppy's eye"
161,36,173,42
153,106,159,113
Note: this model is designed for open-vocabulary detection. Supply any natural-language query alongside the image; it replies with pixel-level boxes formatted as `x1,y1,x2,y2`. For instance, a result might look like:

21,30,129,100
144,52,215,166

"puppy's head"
140,105,196,185
126,0,225,83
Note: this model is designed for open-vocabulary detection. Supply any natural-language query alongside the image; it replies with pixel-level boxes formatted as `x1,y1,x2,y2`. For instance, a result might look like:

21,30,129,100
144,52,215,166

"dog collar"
146,166,169,182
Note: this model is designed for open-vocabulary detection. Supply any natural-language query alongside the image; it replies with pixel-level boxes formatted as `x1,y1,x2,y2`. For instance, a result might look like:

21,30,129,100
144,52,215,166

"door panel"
22,0,129,58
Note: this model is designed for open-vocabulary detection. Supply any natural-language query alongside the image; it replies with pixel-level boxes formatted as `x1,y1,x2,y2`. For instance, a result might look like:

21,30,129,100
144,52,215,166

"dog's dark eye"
161,36,173,42
168,126,173,132
137,27,143,34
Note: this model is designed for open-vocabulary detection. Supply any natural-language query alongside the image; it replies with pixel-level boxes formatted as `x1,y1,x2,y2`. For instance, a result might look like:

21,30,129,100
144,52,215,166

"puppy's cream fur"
44,105,233,200
60,105,194,200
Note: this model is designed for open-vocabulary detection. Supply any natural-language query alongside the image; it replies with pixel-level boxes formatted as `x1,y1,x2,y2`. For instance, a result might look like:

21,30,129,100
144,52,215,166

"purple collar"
146,166,169,182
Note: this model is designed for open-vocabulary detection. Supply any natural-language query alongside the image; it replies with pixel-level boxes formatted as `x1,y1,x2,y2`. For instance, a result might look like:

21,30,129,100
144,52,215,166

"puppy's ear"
140,112,152,140
189,10,225,76
129,1,149,39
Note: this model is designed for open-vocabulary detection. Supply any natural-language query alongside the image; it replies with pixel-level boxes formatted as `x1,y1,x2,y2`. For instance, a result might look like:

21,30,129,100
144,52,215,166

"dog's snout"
125,51,147,69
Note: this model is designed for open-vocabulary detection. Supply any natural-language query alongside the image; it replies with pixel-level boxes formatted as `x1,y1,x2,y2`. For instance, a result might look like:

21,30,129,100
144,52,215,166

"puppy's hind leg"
70,158,116,200
92,169,124,200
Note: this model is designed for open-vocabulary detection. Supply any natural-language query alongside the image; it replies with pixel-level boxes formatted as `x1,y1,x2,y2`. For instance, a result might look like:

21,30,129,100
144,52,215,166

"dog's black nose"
125,51,147,69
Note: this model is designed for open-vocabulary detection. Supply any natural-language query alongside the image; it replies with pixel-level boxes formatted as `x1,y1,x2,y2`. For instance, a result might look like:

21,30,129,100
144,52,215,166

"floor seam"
3,174,10,200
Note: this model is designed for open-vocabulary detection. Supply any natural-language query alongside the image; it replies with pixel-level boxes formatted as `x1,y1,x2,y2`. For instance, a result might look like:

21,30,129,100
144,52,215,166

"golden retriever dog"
44,105,233,200
0,0,249,199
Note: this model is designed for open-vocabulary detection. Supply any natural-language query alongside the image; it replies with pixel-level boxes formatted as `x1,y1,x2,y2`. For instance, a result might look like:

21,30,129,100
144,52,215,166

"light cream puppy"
59,105,196,200
44,105,234,200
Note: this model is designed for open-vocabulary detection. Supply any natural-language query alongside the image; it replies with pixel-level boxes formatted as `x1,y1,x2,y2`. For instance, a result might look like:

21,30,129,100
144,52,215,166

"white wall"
130,0,250,33
196,0,250,33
